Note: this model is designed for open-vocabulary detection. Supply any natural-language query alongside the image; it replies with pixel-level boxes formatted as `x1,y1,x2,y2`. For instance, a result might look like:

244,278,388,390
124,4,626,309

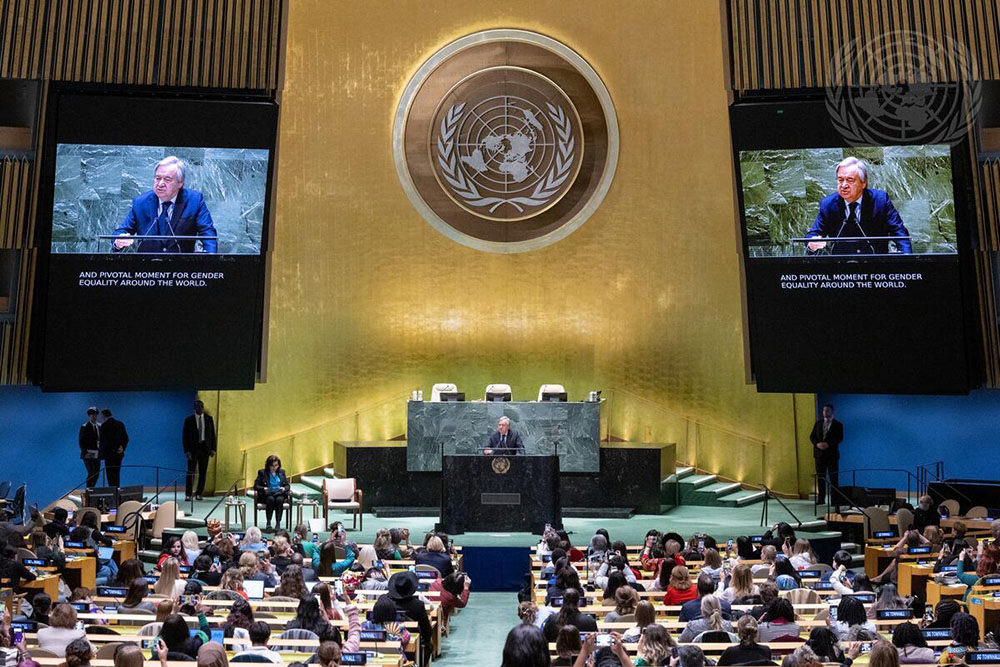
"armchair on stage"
321,477,364,531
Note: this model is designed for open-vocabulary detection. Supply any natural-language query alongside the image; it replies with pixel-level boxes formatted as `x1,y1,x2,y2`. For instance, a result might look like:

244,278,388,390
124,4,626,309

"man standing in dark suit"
484,416,525,455
99,408,129,487
810,403,843,506
112,156,217,254
183,400,217,501
78,407,101,488
806,157,912,255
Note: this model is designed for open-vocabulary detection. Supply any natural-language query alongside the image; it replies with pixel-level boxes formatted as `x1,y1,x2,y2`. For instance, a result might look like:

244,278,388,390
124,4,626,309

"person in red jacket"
429,572,470,631
662,565,699,605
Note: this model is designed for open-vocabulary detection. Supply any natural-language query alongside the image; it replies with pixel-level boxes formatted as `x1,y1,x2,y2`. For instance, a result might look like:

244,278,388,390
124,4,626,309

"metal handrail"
760,485,804,529
49,464,193,519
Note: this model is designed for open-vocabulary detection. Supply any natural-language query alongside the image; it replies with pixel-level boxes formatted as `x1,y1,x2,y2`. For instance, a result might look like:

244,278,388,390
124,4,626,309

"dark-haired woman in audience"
542,589,597,642
891,621,934,663
222,597,254,651
367,595,411,653
923,599,960,629
546,563,586,606
286,595,340,643
938,612,981,664
63,637,93,667
661,565,698,605
373,529,398,562
314,541,356,578
622,600,657,643
828,595,876,640
28,592,52,625
553,625,581,666
156,536,189,569
188,555,218,587
604,585,638,623
956,543,1000,600
870,582,910,618
112,558,145,589
389,527,413,559
272,563,309,599
648,555,676,593
430,571,470,626
157,612,210,661
718,615,772,666
0,543,35,589
757,597,801,641
770,557,802,586
601,570,629,604
805,626,844,663
501,623,551,667
700,548,725,582
119,579,157,613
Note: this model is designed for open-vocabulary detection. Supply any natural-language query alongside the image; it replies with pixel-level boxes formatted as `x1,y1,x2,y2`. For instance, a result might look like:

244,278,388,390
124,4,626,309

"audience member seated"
315,640,344,667
541,548,567,581
662,565,698,605
891,621,935,664
221,597,254,648
63,637,93,667
42,508,71,539
113,558,146,589
553,625,581,666
431,571,470,623
219,567,246,599
158,612,210,661
868,639,902,667
786,539,817,570
157,537,190,569
938,612,981,664
718,615,772,666
387,571,433,664
119,579,157,613
239,551,278,588
747,580,779,620
195,642,229,667
720,563,759,603
829,595,876,640
181,530,202,565
595,555,638,591
29,531,66,573
870,583,910,618
632,625,679,667
286,594,339,642
113,643,146,667
239,527,268,554
752,546,777,576
315,541,355,578
37,604,87,657
699,548,724,581
0,542,35,588
543,589,597,642
604,585,639,624
923,599,960,629
872,529,930,584
956,542,1000,599
154,557,187,597
28,592,52,625
622,600,657,643
678,573,731,621
912,495,940,531
390,527,414,559
757,598,801,642
679,595,736,643
414,536,454,577
272,563,309,598
805,627,844,663
232,621,283,663
547,560,586,607
289,552,318,582
192,554,223,586
501,624,550,667
770,558,802,587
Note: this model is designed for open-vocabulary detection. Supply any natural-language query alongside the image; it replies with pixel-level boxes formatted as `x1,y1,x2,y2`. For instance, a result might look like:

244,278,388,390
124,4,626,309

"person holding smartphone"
572,631,632,667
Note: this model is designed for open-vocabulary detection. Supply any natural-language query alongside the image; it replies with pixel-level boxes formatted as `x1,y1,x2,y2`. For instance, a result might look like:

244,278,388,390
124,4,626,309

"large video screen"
34,90,278,390
732,97,979,394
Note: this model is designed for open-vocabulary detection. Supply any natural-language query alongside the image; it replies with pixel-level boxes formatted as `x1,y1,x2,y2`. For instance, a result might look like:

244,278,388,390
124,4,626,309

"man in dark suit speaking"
112,156,217,253
805,157,912,255
483,416,524,455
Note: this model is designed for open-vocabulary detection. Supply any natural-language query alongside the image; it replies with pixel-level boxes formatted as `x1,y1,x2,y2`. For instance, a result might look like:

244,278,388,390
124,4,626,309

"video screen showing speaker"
35,90,278,390
731,95,979,394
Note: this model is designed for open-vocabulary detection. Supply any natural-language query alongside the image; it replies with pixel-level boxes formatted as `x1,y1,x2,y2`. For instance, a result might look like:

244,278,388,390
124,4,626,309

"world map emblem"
393,29,619,253
432,67,582,221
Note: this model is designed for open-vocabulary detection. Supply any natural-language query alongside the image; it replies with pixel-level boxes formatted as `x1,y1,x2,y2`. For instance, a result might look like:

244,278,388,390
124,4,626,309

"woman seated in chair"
718,615,773,666
679,594,735,643
37,604,87,657
254,455,290,533
757,597,802,641
414,536,453,577
156,537,189,569
119,579,157,613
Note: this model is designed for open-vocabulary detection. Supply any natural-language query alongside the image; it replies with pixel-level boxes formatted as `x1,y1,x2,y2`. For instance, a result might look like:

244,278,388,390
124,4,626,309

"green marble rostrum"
739,145,956,257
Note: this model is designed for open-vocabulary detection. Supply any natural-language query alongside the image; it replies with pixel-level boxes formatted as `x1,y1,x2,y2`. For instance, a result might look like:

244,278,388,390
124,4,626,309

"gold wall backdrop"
210,0,817,496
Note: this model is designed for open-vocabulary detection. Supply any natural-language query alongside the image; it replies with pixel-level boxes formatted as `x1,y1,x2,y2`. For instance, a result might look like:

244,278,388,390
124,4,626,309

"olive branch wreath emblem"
436,101,575,214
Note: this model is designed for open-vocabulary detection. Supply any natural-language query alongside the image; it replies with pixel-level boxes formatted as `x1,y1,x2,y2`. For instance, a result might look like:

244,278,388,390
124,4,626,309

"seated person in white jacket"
593,554,636,591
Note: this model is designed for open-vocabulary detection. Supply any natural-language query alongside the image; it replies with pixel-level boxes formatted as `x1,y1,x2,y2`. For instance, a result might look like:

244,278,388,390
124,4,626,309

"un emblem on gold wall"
394,30,619,253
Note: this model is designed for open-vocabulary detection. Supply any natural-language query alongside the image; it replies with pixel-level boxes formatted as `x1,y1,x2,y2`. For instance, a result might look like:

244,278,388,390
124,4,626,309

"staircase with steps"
665,465,768,508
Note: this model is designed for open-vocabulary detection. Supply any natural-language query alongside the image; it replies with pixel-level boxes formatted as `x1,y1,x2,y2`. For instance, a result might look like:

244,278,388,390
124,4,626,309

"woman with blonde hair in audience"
414,535,453,577
720,562,759,603
373,529,398,561
239,551,278,587
37,604,87,656
788,538,817,570
718,614,772,666
181,530,202,565
154,557,186,597
622,600,658,642
752,545,777,576
155,599,175,623
679,594,735,642
632,624,676,667
220,567,247,599
924,525,944,551
518,600,539,626
604,585,639,623
661,565,698,605
869,638,902,667
238,526,267,553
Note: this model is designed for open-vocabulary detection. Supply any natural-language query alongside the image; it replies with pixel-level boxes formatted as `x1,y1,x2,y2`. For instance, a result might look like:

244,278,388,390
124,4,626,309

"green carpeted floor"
435,592,519,664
